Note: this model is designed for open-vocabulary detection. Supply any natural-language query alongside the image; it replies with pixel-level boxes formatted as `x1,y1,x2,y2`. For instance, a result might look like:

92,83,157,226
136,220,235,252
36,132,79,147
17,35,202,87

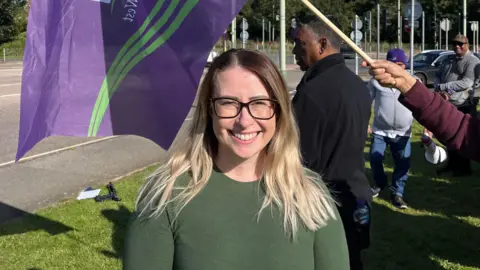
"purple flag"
17,0,247,161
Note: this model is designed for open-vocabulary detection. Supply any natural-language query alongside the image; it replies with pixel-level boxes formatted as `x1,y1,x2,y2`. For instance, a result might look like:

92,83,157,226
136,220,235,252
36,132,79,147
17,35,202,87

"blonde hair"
136,49,337,239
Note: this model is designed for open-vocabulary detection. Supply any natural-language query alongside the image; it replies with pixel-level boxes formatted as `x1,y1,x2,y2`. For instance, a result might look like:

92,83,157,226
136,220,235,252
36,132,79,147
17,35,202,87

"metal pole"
471,21,476,52
280,0,286,73
422,11,425,51
474,22,476,53
446,19,449,50
273,25,275,41
3,48,5,62
476,22,478,53
474,22,476,52
355,15,358,75
377,2,380,59
242,18,246,49
232,18,236,49
463,0,467,36
262,18,265,50
474,21,477,53
410,0,414,74
458,13,462,34
434,10,437,49
369,11,372,51
364,17,367,52
398,0,401,48
269,21,271,43
439,19,442,50
475,21,479,53
473,22,476,53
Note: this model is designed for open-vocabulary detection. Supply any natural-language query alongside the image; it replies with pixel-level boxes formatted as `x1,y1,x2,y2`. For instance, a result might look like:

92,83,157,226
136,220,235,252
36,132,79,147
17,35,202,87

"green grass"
0,32,26,60
0,120,479,269
0,166,156,270
363,120,480,270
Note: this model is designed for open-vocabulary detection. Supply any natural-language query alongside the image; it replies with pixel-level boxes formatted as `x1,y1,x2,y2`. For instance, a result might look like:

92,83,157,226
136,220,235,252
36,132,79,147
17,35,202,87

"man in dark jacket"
292,18,372,270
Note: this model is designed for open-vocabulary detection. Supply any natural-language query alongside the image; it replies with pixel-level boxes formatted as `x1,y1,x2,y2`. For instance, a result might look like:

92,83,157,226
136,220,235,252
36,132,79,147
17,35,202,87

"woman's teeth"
233,132,259,141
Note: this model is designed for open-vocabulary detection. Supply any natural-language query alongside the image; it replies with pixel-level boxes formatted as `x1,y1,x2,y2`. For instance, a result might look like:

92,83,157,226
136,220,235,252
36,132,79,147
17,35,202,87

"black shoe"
392,195,408,209
371,186,382,198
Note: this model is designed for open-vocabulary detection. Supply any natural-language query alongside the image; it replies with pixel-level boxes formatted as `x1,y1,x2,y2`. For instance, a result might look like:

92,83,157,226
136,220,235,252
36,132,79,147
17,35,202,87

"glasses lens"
453,42,464,47
249,99,276,119
213,98,276,119
214,99,240,117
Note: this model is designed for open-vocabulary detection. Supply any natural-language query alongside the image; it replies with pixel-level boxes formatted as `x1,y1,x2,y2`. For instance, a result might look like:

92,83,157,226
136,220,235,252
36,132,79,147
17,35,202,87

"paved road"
0,62,193,222
0,59,370,223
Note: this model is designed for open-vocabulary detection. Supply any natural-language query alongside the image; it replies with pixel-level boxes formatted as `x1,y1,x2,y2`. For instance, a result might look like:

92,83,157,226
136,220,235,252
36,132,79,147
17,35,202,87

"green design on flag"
88,0,199,136
89,0,168,135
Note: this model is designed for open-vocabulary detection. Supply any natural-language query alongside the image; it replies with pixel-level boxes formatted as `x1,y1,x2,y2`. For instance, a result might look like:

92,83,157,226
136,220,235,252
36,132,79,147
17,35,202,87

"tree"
237,0,479,44
0,0,27,45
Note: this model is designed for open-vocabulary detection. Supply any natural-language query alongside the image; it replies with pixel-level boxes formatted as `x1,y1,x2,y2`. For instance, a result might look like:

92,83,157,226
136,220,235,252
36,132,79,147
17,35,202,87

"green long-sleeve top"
123,168,349,270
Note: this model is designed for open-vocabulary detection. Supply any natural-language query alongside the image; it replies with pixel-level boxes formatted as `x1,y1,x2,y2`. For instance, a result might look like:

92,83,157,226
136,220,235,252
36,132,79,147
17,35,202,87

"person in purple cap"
366,48,419,209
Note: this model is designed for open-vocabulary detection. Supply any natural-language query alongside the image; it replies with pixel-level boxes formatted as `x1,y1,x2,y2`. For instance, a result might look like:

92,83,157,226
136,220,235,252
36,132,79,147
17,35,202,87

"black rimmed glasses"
211,97,278,120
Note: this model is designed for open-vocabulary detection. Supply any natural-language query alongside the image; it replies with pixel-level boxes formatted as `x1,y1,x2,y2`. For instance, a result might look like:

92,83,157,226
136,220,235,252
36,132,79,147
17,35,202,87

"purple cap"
386,48,408,65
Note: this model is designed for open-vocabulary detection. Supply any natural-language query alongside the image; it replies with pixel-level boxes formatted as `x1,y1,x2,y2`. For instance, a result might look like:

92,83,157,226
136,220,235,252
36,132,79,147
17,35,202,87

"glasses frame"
210,97,278,120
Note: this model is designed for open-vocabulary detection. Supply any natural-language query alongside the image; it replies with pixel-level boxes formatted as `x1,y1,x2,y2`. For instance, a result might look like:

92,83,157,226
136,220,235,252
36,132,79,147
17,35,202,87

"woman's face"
211,66,277,163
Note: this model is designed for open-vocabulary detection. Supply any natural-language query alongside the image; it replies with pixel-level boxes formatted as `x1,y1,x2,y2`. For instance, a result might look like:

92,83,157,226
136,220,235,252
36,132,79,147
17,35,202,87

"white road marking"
0,94,20,98
0,68,22,72
0,136,117,168
0,83,21,87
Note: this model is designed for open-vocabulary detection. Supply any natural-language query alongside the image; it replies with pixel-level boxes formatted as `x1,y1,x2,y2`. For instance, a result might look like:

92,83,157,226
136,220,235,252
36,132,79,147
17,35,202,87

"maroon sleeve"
399,80,480,162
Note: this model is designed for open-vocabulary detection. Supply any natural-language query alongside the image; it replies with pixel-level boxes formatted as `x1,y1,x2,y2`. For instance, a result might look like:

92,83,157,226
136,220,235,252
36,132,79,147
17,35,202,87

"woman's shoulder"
135,170,193,212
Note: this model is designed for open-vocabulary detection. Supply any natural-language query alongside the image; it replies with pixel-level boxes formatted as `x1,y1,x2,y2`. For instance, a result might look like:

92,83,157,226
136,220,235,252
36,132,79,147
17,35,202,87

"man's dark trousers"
334,188,370,270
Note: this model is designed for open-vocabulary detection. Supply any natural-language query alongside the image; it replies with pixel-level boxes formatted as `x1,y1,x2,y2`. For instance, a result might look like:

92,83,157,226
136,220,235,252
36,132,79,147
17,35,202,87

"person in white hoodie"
367,48,417,209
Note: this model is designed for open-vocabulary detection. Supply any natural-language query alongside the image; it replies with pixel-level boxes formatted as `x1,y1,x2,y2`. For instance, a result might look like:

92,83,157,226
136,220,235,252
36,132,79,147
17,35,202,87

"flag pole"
298,0,374,65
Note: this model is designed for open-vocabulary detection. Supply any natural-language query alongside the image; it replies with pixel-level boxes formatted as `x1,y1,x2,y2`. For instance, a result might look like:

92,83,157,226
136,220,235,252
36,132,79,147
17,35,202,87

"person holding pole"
292,17,372,270
364,59,480,163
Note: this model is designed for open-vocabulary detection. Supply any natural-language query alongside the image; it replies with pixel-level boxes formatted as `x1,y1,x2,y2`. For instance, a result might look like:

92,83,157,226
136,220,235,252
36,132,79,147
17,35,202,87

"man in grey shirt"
367,48,418,209
434,34,480,176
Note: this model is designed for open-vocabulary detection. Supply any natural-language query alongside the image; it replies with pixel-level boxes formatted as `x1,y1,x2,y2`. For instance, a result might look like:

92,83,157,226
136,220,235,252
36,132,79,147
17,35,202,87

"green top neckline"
212,163,262,185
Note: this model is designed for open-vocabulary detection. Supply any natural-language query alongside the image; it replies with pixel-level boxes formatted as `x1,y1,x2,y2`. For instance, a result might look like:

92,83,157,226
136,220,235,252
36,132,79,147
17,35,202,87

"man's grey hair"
299,16,343,50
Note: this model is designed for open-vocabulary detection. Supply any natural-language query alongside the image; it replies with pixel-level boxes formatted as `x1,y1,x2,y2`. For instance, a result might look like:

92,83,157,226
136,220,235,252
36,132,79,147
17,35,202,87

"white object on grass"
77,189,101,200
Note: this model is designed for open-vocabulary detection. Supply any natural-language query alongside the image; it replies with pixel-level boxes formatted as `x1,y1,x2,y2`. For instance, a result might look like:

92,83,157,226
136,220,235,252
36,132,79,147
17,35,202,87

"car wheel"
415,73,427,85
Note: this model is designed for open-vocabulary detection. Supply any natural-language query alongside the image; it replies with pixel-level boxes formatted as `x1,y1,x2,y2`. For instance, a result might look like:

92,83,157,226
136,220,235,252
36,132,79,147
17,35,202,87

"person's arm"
366,79,376,134
399,80,480,162
292,91,326,170
123,204,174,269
314,206,349,270
366,78,376,100
438,60,476,92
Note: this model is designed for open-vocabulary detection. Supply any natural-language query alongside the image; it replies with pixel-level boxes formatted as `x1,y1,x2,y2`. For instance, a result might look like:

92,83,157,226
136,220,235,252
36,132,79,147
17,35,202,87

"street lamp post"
280,0,286,73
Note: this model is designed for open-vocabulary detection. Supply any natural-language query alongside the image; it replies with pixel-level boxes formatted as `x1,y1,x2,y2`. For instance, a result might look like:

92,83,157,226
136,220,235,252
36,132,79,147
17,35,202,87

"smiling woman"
123,49,349,270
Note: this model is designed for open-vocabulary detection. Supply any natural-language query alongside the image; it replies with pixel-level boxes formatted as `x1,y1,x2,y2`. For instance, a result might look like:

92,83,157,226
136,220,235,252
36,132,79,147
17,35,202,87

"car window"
433,54,454,65
414,53,439,64
436,55,447,63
